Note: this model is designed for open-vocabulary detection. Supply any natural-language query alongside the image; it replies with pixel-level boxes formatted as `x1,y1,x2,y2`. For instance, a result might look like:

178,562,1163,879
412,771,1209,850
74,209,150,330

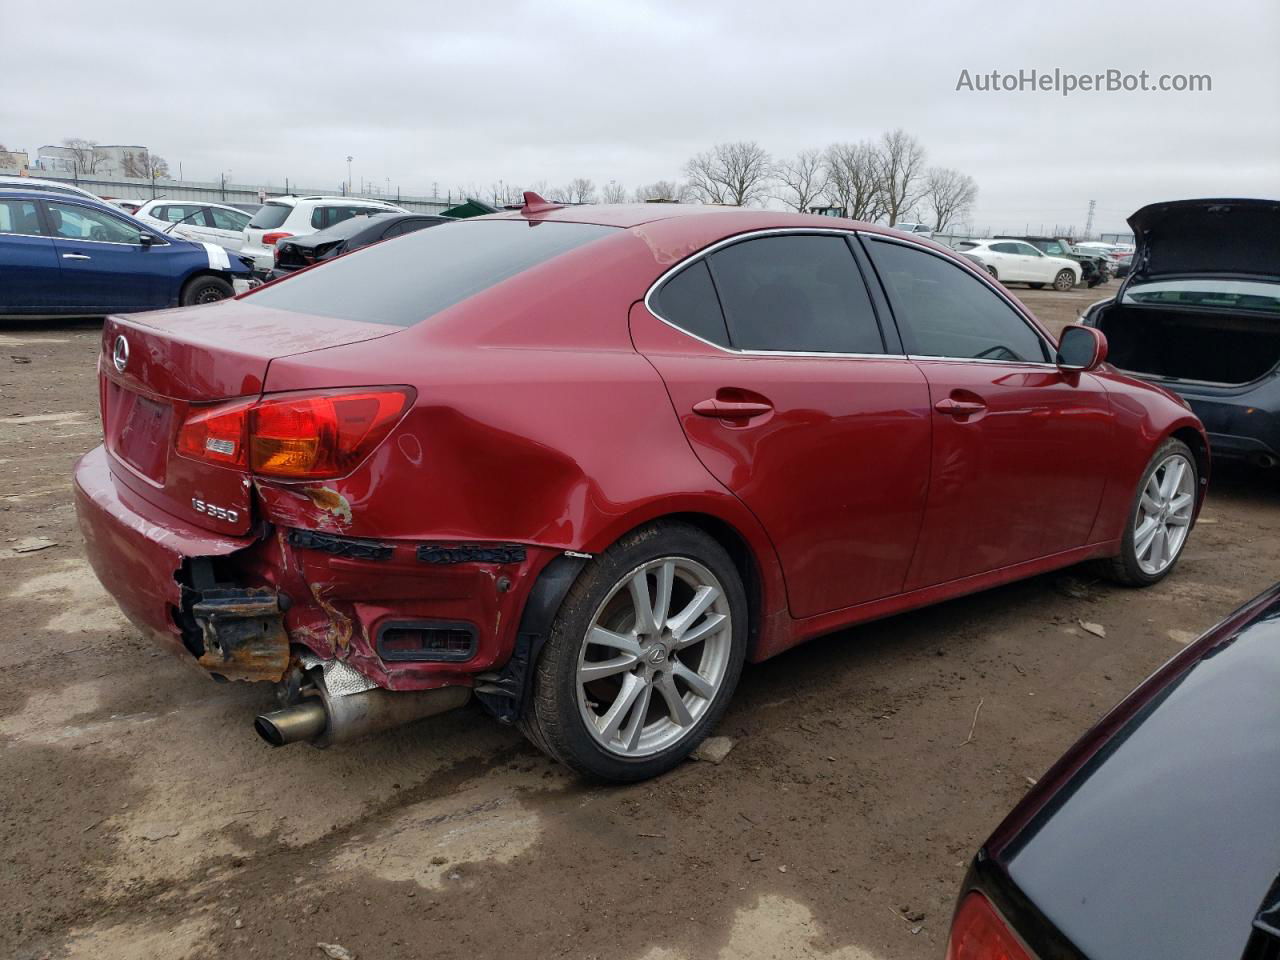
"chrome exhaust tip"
255,700,328,746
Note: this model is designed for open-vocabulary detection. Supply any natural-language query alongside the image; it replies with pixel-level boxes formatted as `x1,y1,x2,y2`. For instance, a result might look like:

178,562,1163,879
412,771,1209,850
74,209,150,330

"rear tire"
1053,269,1076,292
986,265,999,281
520,522,748,782
1099,437,1198,586
181,275,233,306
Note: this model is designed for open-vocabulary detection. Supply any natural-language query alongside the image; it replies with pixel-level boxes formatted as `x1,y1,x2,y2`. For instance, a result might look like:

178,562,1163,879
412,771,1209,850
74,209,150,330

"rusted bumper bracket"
191,586,291,682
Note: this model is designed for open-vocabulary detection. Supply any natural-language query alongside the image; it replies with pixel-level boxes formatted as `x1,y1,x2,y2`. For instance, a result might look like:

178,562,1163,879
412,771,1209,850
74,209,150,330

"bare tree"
526,179,552,199
633,180,691,203
923,167,978,232
684,141,773,206
62,138,103,174
121,150,169,180
600,181,627,204
774,148,827,212
547,184,573,203
567,177,596,204
875,129,928,226
823,141,884,222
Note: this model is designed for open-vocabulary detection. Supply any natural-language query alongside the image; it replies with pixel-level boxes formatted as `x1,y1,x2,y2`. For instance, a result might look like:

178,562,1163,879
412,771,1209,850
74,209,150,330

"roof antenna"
521,191,564,215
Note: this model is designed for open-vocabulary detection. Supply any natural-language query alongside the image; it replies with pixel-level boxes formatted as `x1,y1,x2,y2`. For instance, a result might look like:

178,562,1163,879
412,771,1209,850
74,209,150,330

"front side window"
706,234,884,354
46,202,143,244
1014,242,1043,257
0,199,43,235
990,242,1020,255
209,206,250,231
1041,241,1068,256
867,239,1050,363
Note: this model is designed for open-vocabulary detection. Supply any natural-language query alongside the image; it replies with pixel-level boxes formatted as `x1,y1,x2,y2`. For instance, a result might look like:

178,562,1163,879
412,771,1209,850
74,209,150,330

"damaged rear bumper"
74,444,558,692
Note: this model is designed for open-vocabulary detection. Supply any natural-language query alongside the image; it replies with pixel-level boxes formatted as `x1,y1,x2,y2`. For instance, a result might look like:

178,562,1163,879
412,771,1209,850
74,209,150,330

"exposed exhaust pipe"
255,682,470,748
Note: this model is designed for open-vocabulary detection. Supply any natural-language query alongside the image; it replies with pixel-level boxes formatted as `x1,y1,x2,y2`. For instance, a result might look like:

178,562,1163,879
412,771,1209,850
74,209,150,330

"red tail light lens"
176,388,413,479
946,894,1033,960
261,231,293,247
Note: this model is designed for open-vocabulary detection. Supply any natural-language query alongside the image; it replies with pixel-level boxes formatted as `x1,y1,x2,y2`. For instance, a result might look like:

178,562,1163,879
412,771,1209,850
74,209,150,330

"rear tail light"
176,387,413,479
945,893,1033,960
261,231,293,247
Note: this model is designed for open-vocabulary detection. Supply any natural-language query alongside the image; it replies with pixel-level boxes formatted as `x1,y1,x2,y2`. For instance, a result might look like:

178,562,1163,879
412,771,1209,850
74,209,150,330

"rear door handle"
934,397,987,417
693,399,773,419
62,253,91,260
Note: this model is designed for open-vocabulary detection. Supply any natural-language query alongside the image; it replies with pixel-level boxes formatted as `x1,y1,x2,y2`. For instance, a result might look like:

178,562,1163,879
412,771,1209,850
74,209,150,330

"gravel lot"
3,281,1277,960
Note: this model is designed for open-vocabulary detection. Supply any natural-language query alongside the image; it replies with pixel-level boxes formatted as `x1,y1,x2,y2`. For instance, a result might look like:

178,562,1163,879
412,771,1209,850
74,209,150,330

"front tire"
181,275,233,306
1100,438,1198,586
1053,269,1076,291
521,522,748,781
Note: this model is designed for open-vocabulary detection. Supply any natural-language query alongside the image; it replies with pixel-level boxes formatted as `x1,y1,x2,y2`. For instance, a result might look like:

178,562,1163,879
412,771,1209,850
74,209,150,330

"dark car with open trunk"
1082,198,1280,466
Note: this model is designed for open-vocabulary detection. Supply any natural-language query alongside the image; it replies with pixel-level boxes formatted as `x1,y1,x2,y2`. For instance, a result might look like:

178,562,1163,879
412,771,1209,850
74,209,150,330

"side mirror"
1057,324,1108,372
138,232,155,246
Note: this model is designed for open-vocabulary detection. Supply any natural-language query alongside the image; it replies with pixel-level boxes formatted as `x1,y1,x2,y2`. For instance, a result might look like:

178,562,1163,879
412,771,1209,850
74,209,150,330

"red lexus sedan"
74,195,1207,781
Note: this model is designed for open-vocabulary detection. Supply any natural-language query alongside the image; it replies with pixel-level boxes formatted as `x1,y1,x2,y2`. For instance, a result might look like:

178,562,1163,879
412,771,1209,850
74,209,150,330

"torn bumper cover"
74,446,258,663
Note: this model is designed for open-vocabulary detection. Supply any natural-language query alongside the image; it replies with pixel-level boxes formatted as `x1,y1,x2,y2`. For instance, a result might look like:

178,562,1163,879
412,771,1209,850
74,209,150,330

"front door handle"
934,397,987,417
62,253,92,260
693,398,773,419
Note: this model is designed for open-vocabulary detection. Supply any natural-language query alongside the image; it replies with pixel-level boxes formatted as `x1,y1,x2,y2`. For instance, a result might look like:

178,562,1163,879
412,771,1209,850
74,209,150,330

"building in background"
0,150,30,174
35,144,149,178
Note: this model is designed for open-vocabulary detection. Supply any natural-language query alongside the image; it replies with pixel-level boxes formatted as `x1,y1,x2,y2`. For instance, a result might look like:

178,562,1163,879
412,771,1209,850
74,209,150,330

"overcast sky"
6,0,1277,233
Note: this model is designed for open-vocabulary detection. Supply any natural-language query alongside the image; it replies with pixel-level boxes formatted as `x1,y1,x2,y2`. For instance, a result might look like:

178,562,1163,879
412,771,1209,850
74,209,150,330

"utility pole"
1084,199,1096,240
346,156,353,196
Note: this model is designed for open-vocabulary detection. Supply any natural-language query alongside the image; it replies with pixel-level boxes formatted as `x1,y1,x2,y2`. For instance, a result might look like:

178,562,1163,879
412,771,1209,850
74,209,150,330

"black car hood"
994,584,1280,960
1126,198,1280,282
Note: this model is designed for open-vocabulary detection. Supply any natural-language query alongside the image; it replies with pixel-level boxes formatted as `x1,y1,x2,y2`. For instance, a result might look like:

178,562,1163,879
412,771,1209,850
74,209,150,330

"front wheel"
1100,438,1198,586
1053,269,1076,291
521,522,747,781
181,275,233,306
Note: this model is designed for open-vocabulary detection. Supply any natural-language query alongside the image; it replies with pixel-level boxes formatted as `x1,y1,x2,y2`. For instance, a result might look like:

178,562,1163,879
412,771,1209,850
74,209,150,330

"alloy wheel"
1134,453,1195,575
576,557,733,757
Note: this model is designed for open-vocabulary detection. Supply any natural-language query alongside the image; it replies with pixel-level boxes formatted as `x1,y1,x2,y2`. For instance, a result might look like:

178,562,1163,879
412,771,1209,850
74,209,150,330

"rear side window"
651,260,730,347
245,219,616,326
708,234,885,353
209,207,249,230
248,203,291,229
867,239,1050,363
0,199,42,235
313,205,385,230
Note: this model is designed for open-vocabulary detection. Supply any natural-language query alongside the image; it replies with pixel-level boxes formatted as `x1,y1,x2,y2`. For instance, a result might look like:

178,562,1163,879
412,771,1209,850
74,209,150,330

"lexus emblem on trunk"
112,335,129,373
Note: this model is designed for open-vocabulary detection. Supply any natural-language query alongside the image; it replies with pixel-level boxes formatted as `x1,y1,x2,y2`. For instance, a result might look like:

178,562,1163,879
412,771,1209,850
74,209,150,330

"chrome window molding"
0,230,49,241
642,225,1061,366
641,226,906,360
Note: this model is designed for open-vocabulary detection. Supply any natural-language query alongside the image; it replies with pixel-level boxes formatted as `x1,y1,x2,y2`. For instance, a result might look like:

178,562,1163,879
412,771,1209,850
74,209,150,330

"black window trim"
858,233,1059,367
0,196,50,239
643,227,906,360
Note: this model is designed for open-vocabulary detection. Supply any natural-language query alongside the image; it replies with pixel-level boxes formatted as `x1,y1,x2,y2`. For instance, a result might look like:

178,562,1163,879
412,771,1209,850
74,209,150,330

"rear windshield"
245,219,616,326
248,203,292,229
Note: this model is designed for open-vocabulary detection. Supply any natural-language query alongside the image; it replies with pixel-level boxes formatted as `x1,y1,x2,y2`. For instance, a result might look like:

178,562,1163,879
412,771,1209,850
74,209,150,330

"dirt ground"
3,281,1277,960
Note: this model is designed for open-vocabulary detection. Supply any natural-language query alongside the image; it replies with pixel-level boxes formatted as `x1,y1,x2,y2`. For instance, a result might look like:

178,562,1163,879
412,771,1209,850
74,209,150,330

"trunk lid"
100,300,398,535
1126,198,1280,283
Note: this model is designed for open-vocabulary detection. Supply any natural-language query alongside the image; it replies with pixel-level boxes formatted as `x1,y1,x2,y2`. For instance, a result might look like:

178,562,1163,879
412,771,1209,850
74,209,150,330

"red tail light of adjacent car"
946,893,1034,960
261,231,293,248
176,388,413,480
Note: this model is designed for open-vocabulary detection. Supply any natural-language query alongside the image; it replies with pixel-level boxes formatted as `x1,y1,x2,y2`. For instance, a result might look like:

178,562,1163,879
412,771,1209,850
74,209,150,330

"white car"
134,199,252,251
894,221,934,240
103,198,145,215
954,238,1081,290
241,196,405,273
0,174,102,202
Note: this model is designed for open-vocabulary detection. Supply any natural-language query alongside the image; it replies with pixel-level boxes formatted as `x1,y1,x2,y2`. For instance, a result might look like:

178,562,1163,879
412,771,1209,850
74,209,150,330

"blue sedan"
0,189,255,317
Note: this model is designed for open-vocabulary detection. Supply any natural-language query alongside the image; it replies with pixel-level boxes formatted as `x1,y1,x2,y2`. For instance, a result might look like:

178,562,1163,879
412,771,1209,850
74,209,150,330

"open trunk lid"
1126,198,1280,284
100,300,398,536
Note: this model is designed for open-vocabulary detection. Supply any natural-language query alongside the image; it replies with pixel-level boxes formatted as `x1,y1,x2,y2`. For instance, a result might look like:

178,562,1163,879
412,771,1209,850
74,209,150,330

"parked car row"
953,237,1083,290
0,187,256,316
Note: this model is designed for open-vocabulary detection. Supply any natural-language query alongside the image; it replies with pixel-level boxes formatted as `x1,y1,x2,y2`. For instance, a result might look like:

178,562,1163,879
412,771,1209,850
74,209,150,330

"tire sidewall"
1054,269,1075,291
535,525,748,782
182,276,233,306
